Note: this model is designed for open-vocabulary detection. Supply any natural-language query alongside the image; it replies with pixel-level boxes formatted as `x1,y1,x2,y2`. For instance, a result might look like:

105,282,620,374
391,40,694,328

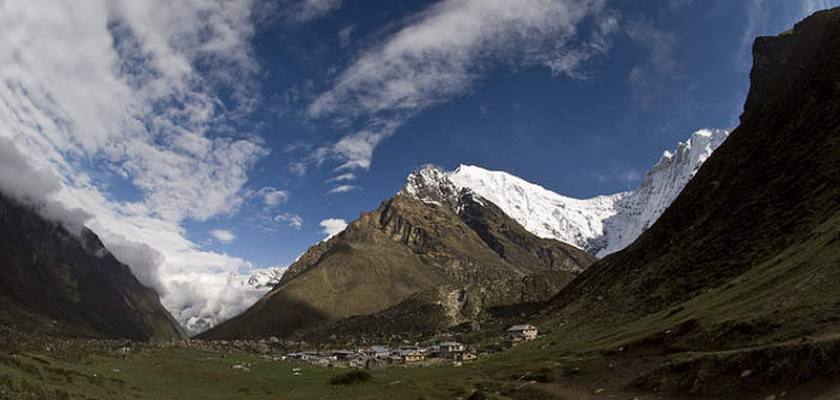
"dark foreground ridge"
540,7,840,396
0,193,184,341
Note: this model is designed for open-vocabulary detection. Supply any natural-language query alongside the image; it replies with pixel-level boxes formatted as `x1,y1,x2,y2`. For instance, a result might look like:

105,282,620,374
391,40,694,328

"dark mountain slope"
0,193,184,340
202,174,594,340
546,8,840,352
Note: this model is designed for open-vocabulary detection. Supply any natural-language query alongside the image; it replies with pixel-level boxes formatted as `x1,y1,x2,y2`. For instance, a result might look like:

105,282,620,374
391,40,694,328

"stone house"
507,324,538,342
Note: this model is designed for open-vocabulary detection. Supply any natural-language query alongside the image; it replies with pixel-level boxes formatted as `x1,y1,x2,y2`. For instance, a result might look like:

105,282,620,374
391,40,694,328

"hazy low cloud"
307,0,618,173
0,137,91,233
319,218,347,239
0,137,61,207
101,233,166,292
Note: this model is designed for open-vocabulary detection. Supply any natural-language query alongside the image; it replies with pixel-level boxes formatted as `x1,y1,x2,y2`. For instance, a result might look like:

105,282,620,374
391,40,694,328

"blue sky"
1,0,837,327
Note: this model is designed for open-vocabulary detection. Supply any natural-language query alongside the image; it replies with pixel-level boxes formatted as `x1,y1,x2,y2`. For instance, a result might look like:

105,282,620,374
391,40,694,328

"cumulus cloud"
0,0,271,332
306,0,618,172
319,218,347,239
210,229,236,244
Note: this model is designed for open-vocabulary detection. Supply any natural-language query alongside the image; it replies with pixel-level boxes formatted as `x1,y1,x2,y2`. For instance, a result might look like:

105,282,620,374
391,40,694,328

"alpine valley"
1,5,839,400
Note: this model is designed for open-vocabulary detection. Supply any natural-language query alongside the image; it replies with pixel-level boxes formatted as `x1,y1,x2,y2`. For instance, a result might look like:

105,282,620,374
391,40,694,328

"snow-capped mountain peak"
404,129,729,258
593,129,728,256
448,164,623,251
402,164,472,210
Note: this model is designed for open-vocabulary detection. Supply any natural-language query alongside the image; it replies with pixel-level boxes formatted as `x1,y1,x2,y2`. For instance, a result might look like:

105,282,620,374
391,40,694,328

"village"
275,324,539,370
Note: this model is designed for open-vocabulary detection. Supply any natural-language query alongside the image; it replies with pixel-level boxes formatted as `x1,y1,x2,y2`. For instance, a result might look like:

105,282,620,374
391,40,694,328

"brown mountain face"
201,170,594,340
0,193,184,341
545,8,840,354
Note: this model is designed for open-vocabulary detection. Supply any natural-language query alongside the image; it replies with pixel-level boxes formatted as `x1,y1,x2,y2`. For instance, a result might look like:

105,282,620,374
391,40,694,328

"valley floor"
2,333,840,400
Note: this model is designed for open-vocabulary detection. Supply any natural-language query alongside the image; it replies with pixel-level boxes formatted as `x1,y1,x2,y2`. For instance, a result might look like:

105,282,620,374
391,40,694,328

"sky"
0,0,837,331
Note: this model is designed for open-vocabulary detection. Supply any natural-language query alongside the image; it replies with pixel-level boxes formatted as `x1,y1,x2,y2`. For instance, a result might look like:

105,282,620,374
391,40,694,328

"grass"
0,331,611,400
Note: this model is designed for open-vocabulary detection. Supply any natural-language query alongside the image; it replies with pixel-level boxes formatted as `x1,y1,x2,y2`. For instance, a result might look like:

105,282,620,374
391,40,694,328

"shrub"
328,370,372,385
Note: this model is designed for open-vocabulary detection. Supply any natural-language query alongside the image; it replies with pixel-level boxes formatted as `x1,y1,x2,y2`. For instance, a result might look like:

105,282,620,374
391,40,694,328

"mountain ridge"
0,193,185,341
200,174,594,340
544,7,840,354
444,129,728,257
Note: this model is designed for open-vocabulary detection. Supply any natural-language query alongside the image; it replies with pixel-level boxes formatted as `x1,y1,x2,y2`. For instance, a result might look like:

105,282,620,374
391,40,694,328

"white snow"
404,129,729,257
246,267,287,290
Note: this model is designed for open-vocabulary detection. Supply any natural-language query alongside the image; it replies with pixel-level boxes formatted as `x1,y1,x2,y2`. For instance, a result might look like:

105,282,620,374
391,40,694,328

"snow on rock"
246,267,287,289
595,129,729,256
448,165,623,251
404,129,729,258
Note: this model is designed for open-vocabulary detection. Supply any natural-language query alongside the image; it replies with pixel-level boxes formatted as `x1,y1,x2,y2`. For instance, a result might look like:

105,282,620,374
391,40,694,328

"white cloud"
288,215,304,229
210,229,236,244
319,218,347,239
327,173,356,182
274,213,304,229
262,0,343,24
260,187,290,206
0,0,271,332
0,137,61,207
0,137,91,233
306,0,617,172
327,184,358,195
295,0,343,22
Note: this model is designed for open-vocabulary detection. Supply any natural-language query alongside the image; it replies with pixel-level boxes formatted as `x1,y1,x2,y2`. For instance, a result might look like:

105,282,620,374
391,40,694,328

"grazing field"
4,327,840,400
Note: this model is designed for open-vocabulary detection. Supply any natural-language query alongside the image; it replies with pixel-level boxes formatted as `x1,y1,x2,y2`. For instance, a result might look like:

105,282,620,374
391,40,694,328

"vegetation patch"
328,370,372,385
